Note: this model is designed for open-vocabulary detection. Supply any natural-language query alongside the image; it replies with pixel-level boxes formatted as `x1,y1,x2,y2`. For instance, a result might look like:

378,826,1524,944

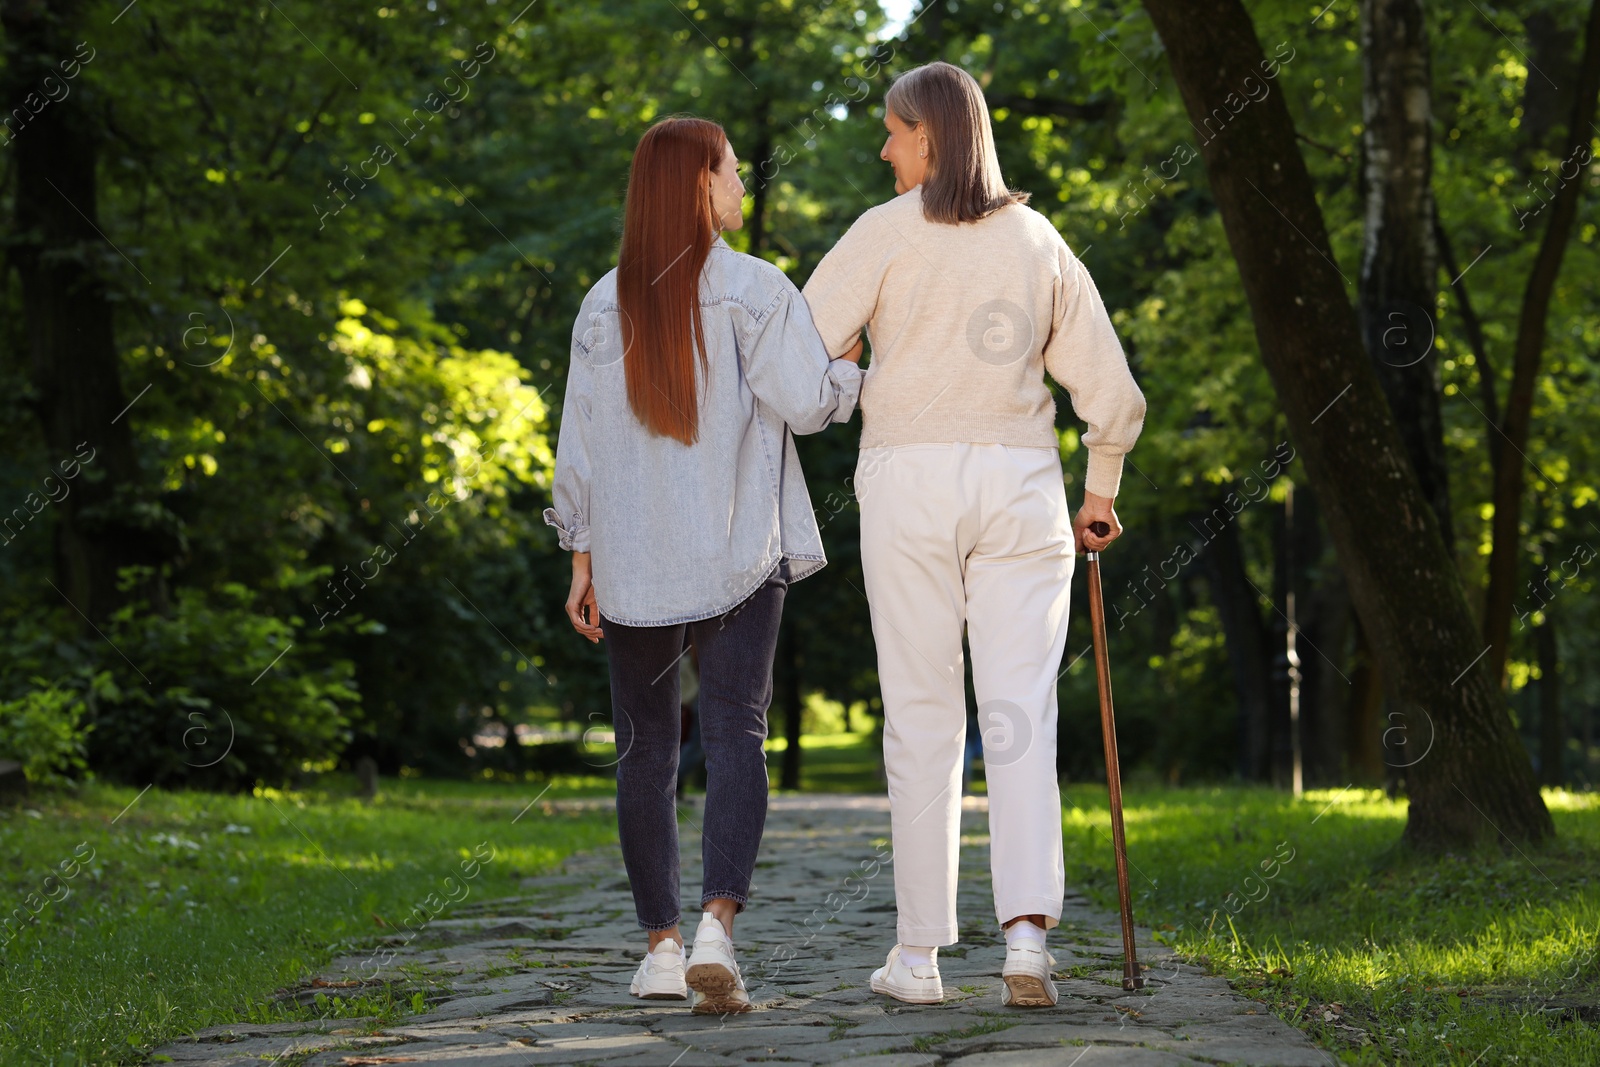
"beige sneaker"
685,912,752,1014
629,938,687,1000
1000,939,1058,1007
869,945,944,1004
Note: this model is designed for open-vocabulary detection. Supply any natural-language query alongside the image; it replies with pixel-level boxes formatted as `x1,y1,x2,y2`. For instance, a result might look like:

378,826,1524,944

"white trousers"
857,442,1073,947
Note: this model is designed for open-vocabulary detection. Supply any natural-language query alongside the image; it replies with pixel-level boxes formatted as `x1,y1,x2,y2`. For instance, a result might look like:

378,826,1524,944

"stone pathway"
152,795,1334,1066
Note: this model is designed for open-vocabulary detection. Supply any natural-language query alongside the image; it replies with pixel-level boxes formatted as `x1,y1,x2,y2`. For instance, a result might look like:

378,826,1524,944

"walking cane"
1085,519,1143,991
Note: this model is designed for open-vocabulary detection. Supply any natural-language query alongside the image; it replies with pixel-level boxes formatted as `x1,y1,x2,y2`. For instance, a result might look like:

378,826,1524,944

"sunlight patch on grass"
1061,784,1600,1065
0,778,617,1066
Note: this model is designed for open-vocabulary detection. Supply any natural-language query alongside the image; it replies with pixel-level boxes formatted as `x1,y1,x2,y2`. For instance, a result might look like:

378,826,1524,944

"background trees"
1,1,1595,835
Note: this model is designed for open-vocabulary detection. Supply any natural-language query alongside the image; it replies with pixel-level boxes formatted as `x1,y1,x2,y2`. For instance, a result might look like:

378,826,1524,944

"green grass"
0,775,617,1066
1060,784,1600,1065
764,730,887,793
576,721,887,794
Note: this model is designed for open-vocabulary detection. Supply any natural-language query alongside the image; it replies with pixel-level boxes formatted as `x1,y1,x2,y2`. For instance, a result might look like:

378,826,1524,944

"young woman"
544,116,861,1014
802,62,1147,1008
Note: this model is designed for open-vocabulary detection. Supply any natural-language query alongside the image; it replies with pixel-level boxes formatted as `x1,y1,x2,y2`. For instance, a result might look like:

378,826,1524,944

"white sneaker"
630,938,687,1000
1001,939,1058,1007
869,945,944,1004
685,912,752,1014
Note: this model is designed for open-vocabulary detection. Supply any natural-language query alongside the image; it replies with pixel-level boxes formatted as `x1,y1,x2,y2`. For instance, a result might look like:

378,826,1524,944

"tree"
1481,0,1600,688
1139,0,1552,847
2,0,175,622
1358,0,1450,548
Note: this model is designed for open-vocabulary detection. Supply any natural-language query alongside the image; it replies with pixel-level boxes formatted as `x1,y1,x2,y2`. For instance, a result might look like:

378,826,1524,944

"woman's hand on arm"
838,336,864,364
565,552,603,643
1073,491,1122,554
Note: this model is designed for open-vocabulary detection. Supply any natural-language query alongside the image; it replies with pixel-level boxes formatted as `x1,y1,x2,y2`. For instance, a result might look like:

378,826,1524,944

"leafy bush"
82,575,363,789
0,675,97,786
0,571,364,790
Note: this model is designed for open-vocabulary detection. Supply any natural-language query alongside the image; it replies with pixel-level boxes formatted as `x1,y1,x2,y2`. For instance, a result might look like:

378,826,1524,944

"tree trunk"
1482,0,1600,687
1582,675,1594,781
778,620,802,790
1519,10,1583,166
1140,0,1552,847
1269,497,1294,788
1433,205,1499,474
1346,618,1386,783
1358,0,1450,549
1196,502,1272,781
2,0,171,622
1291,483,1349,786
1536,611,1562,786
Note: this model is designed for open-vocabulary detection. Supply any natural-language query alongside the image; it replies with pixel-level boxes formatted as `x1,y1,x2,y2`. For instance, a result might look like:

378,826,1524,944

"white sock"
1005,920,1046,950
899,944,936,968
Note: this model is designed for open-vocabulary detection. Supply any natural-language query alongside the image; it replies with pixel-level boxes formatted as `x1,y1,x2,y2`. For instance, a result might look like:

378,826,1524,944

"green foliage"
0,573,362,790
2,0,1598,788
0,678,95,787
85,574,361,790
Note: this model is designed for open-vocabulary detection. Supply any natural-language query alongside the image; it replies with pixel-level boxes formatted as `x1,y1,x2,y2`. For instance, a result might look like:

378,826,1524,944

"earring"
919,142,927,158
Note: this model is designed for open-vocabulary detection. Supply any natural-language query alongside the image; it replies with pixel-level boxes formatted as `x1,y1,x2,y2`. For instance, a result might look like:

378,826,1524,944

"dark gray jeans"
600,561,788,931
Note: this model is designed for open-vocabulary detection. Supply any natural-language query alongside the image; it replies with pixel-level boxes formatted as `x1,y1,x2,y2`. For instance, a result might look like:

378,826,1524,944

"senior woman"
544,116,861,1014
802,62,1147,1008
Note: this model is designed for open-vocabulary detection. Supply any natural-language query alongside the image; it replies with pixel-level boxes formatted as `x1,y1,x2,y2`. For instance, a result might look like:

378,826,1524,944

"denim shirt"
543,238,862,627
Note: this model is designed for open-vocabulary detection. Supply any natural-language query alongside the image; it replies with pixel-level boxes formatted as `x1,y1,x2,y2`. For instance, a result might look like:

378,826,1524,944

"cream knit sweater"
801,185,1146,498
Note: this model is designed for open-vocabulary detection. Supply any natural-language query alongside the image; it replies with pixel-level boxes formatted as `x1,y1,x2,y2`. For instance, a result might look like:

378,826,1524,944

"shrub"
82,576,362,789
0,675,97,786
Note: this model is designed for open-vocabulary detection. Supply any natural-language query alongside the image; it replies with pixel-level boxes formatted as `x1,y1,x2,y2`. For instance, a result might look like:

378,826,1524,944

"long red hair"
617,117,727,445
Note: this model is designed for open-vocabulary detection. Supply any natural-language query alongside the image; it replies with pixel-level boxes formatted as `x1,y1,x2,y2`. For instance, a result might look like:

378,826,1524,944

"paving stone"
150,797,1332,1067
645,1011,837,1035
376,1023,498,1041
522,1032,680,1062
152,1036,342,1064
946,1046,1204,1066
601,1052,741,1067
940,1022,1167,1054
1153,1037,1335,1066
530,1023,670,1041
415,989,559,1020
307,1043,577,1066
182,1019,382,1041
664,1023,834,1051
765,1032,916,1059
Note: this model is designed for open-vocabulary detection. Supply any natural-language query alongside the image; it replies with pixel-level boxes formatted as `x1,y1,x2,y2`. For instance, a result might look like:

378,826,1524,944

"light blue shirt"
544,238,862,627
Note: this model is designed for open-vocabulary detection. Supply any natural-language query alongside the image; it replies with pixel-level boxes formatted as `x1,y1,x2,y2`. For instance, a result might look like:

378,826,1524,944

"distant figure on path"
544,116,861,1014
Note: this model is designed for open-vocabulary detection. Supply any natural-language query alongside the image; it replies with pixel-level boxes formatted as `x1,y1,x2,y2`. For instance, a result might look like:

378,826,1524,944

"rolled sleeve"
1042,247,1146,499
741,280,861,435
542,507,588,552
546,345,594,553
